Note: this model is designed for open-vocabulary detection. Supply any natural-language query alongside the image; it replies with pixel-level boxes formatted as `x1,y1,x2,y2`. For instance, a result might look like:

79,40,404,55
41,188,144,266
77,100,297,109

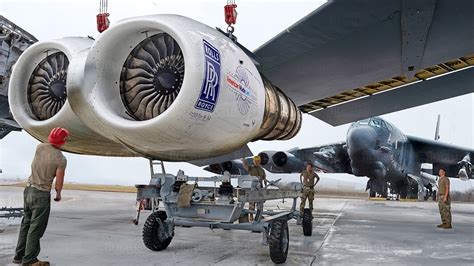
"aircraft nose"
347,125,377,159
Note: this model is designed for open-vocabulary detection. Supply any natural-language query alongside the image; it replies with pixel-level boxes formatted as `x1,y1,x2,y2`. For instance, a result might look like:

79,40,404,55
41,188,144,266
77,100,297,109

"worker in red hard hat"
13,127,69,266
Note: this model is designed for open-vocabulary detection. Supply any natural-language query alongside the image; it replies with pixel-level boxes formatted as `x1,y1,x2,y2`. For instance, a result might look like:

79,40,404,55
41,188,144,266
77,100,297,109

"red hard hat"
48,127,69,147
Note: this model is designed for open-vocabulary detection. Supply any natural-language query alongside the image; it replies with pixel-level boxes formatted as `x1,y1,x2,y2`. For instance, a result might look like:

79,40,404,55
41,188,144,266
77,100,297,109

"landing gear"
424,185,437,201
366,178,388,198
269,219,289,264
398,182,408,199
302,208,312,236
369,190,376,197
380,182,388,198
407,180,418,199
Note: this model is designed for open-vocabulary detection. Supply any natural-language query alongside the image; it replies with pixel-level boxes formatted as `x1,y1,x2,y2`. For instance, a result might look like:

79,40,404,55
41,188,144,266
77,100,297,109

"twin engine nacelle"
204,159,248,175
258,151,305,173
9,15,301,161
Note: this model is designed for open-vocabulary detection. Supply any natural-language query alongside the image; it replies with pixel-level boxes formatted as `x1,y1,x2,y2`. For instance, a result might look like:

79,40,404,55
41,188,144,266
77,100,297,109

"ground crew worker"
242,156,268,221
300,162,320,215
13,127,69,266
437,168,452,229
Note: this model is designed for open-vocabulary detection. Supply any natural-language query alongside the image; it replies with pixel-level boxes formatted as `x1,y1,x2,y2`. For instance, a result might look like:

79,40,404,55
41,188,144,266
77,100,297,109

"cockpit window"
369,118,391,130
369,119,381,127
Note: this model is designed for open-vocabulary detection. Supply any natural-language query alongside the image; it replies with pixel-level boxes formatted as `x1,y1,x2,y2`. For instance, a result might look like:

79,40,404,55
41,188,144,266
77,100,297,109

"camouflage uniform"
437,176,452,226
248,165,266,221
300,170,320,214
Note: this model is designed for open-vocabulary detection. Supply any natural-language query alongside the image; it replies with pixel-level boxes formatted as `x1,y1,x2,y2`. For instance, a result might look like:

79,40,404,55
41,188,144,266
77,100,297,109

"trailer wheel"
143,211,172,251
269,219,289,264
302,208,313,236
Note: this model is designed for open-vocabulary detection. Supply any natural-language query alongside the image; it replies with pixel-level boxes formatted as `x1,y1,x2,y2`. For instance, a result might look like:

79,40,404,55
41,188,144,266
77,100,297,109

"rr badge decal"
195,40,221,113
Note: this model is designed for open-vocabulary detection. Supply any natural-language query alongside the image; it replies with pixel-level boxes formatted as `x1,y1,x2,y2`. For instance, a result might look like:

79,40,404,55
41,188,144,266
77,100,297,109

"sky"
0,0,473,186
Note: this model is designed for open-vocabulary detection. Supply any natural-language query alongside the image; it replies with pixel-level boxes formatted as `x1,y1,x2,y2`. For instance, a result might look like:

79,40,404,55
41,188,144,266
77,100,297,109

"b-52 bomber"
206,116,473,200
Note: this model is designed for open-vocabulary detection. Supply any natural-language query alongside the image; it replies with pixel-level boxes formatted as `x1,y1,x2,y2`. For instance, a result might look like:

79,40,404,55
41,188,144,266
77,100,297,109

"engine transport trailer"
133,162,313,264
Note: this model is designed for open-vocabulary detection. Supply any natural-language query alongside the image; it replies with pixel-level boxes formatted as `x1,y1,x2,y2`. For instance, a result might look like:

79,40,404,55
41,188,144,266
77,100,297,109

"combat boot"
436,223,445,228
11,256,22,264
442,224,452,229
25,260,50,266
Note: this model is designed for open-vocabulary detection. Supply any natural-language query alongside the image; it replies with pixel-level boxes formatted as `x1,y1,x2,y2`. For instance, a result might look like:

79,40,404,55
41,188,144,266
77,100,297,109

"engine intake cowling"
258,150,304,173
205,160,247,175
8,37,136,156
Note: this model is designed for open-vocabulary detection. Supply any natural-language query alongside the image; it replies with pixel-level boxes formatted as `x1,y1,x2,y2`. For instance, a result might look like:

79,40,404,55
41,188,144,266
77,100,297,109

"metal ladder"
149,159,166,177
148,159,165,212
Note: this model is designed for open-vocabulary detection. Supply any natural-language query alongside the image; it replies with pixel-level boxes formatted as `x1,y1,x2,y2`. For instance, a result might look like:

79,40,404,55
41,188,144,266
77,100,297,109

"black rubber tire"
369,190,376,197
302,208,313,236
424,193,430,201
381,183,388,198
269,219,289,264
399,184,408,199
143,211,173,251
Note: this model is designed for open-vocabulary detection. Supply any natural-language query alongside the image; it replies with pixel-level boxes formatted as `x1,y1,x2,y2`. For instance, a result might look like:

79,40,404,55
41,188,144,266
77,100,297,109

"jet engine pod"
258,151,304,173
205,160,247,175
258,151,275,166
72,15,301,161
272,151,305,173
8,37,135,156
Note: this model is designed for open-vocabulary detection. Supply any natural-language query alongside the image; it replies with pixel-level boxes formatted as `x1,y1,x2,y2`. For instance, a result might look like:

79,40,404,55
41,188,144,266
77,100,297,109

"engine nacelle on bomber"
9,15,301,161
258,151,305,173
8,37,135,156
204,160,248,175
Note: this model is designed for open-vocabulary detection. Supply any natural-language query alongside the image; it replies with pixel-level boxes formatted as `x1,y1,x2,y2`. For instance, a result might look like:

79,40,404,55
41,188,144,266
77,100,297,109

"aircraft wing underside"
0,15,37,139
408,135,473,179
253,0,474,125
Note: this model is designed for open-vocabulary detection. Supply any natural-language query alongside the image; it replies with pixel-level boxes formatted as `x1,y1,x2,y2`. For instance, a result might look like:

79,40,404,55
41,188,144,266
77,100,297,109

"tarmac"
0,186,473,265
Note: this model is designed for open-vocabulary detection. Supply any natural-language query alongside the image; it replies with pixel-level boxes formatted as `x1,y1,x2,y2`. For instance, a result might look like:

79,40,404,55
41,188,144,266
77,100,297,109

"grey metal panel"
310,67,474,126
401,0,436,77
407,135,474,164
0,95,10,118
0,118,20,128
254,0,474,106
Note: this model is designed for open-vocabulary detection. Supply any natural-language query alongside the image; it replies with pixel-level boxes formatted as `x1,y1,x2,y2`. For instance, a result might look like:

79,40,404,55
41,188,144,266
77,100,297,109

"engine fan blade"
27,52,69,120
120,33,185,121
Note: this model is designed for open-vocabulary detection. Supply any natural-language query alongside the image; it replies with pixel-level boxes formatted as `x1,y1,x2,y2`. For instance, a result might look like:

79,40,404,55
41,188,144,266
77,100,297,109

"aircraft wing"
1,15,37,139
253,0,474,125
408,135,473,179
0,96,21,139
0,119,21,139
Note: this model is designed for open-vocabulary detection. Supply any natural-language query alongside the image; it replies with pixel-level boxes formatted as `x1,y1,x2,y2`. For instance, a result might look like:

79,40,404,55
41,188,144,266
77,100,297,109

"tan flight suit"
248,165,266,221
300,170,320,214
437,176,452,226
15,143,67,264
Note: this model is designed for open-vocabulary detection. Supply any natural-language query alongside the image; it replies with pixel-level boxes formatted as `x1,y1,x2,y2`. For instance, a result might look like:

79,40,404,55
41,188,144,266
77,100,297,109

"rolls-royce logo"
195,40,221,113
203,62,218,101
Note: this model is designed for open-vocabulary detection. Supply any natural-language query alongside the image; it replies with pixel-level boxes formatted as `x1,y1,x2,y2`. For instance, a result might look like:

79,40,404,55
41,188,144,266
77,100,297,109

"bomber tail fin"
434,114,441,141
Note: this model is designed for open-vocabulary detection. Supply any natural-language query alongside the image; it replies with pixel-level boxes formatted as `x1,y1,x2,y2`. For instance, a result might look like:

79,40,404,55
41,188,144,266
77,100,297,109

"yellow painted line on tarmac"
368,197,387,201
